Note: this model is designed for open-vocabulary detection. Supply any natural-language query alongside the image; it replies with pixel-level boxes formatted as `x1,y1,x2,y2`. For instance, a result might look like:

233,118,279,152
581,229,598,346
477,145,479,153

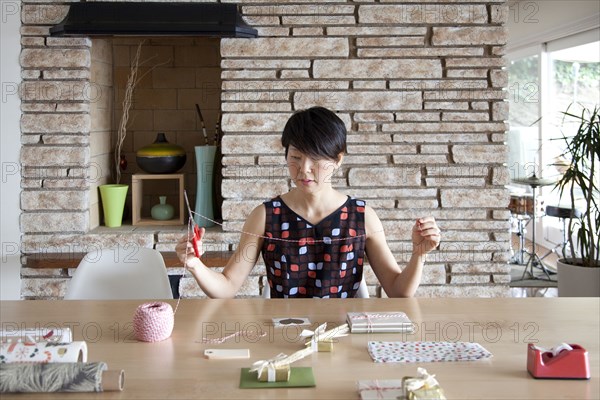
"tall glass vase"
194,146,216,228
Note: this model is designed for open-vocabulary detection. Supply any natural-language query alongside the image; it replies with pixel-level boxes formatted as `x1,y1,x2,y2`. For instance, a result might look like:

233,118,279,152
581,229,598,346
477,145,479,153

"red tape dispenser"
527,343,590,379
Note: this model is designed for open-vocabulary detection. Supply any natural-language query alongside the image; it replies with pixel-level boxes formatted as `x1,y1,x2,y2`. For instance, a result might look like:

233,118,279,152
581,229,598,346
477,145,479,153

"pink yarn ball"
133,302,174,342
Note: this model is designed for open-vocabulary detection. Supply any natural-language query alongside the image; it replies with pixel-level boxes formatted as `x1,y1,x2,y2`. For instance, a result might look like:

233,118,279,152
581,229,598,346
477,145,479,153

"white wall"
1,0,22,299
507,0,600,51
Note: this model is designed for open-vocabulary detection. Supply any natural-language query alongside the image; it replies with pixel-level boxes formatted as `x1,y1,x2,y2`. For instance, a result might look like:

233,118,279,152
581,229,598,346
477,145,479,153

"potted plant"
553,104,600,296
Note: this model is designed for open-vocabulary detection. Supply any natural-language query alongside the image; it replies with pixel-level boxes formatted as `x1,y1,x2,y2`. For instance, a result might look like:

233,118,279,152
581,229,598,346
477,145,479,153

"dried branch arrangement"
114,41,171,183
114,41,142,184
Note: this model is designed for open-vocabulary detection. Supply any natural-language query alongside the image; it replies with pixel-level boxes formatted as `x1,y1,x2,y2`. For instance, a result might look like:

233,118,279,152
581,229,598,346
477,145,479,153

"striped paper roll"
0,341,87,363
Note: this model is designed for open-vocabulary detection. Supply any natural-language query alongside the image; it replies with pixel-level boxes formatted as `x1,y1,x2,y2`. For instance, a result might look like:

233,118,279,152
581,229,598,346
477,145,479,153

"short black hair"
281,107,347,160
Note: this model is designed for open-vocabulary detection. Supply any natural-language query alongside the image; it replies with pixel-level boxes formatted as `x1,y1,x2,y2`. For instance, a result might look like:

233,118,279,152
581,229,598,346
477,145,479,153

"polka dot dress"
262,196,366,298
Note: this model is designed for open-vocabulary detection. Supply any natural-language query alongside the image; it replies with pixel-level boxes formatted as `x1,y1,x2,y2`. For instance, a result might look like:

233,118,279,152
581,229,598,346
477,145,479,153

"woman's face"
286,146,340,192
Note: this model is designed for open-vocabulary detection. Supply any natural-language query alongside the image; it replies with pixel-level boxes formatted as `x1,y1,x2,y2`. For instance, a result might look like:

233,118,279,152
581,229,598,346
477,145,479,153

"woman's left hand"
411,217,441,256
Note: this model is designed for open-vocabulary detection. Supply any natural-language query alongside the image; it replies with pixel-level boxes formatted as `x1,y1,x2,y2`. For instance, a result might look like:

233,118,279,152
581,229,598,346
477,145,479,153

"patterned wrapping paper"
368,341,492,363
0,341,88,363
0,328,72,344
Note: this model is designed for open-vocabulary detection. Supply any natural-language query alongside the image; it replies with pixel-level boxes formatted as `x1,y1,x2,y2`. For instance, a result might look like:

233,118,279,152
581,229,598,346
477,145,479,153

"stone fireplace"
19,0,511,299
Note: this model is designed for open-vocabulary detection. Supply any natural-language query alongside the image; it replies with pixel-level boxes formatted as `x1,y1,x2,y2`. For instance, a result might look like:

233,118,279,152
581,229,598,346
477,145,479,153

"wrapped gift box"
357,380,403,400
403,376,446,400
347,311,414,333
257,364,290,382
307,339,333,352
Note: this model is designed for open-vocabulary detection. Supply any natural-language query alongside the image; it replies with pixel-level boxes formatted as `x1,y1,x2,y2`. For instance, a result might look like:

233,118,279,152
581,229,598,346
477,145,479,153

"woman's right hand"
176,233,203,270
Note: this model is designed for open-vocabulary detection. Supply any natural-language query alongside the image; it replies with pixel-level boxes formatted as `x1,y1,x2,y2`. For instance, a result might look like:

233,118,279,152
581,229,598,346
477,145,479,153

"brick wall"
19,0,511,299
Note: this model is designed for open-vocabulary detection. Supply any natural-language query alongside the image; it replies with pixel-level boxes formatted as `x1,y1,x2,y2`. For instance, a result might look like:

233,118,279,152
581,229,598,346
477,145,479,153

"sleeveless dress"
262,196,366,298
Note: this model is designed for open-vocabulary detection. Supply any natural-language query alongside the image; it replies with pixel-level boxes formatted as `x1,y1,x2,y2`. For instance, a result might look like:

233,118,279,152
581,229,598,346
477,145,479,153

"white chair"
261,277,369,298
0,255,22,300
64,246,174,300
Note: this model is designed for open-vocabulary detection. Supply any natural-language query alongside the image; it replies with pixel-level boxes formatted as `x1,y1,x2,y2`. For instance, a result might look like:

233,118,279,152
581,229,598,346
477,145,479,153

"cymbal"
512,175,557,187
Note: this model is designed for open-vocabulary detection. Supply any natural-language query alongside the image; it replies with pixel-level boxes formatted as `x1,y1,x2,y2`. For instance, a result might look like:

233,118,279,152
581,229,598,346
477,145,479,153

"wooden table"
1,298,598,399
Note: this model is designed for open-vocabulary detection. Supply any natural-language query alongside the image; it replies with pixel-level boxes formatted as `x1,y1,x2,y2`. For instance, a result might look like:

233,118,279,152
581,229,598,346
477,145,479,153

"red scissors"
183,190,202,258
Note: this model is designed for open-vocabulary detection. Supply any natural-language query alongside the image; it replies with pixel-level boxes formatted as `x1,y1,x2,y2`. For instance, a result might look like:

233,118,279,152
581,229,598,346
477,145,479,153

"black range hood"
50,2,257,38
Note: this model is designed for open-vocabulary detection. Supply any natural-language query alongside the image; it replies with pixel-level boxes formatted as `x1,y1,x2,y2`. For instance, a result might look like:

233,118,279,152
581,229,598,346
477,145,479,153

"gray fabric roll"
0,362,106,393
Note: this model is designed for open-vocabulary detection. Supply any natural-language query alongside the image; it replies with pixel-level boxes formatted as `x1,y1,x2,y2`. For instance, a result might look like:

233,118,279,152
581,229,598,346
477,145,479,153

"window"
507,29,600,245
542,38,600,198
507,52,540,182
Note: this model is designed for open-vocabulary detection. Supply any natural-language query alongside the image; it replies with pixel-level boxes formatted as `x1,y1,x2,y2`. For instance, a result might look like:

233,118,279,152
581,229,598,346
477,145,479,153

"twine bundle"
132,302,174,343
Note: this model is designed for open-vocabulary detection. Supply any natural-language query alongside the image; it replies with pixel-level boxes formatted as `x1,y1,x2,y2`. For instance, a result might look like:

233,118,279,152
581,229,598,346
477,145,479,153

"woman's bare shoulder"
242,203,267,234
363,204,384,236
249,203,266,218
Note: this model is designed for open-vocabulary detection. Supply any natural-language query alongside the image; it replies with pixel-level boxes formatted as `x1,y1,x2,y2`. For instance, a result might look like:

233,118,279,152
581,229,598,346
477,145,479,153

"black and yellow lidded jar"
136,133,186,174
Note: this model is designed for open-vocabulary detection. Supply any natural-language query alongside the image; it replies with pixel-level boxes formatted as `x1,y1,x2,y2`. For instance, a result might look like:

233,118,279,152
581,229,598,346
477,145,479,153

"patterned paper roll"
0,327,72,343
0,341,87,363
0,362,125,393
133,302,174,342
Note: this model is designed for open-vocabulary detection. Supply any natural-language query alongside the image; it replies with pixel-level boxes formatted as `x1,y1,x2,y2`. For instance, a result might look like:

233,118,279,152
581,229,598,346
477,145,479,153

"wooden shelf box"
132,174,184,226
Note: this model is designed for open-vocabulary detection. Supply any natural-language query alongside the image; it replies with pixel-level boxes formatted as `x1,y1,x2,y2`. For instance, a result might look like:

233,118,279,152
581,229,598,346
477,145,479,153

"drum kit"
509,173,557,282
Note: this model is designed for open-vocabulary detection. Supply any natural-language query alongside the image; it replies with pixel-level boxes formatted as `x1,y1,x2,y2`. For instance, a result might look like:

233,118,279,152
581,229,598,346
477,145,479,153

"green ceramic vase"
151,196,175,221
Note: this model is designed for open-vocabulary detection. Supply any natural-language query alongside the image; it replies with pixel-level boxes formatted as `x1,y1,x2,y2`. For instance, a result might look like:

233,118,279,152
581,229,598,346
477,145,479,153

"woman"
177,107,441,298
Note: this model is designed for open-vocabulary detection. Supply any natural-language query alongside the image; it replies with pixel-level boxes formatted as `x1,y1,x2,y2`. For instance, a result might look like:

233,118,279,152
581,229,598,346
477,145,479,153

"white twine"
198,330,267,345
175,204,384,314
301,323,349,347
250,346,315,381
189,208,371,244
249,353,289,381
